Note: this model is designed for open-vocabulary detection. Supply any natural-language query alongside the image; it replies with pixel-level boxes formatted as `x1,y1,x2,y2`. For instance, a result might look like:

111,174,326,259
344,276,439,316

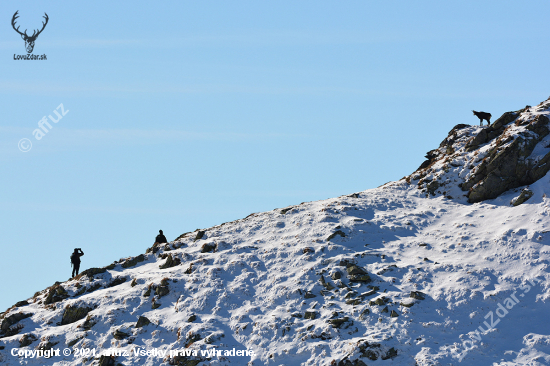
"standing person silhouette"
71,248,84,277
156,230,167,244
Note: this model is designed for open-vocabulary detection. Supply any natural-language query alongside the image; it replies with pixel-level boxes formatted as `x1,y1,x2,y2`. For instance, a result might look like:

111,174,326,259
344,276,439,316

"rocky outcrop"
121,254,145,268
159,253,181,269
463,114,550,202
409,98,550,203
44,284,69,305
136,316,151,328
60,305,93,325
512,188,534,206
0,312,32,336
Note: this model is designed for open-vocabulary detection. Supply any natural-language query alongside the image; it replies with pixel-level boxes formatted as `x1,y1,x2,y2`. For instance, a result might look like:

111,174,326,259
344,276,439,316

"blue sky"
1,1,549,311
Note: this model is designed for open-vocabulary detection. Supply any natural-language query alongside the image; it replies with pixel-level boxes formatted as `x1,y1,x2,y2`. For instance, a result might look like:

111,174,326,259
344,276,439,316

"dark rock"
194,230,206,241
155,285,169,298
121,254,145,269
304,311,317,320
465,128,488,151
327,230,346,241
107,277,126,288
359,308,370,320
512,188,534,206
45,285,69,305
319,276,335,290
303,247,314,254
37,340,58,352
381,306,389,313
381,347,398,360
346,265,371,282
67,336,84,347
329,317,349,328
0,312,32,334
98,355,116,366
493,112,518,130
61,305,93,325
14,301,29,307
371,297,388,306
463,114,550,203
77,267,107,280
331,271,342,280
337,359,368,366
345,299,362,305
187,314,197,322
280,207,293,214
155,279,170,298
360,290,377,299
136,316,151,328
19,333,37,347
81,315,96,330
113,329,130,340
390,310,399,317
184,333,201,348
200,243,216,253
146,242,161,254
159,253,181,269
346,265,367,276
304,291,316,299
86,283,102,293
410,291,426,300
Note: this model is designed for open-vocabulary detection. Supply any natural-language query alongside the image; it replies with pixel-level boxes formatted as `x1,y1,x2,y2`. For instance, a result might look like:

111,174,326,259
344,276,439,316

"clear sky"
1,1,549,312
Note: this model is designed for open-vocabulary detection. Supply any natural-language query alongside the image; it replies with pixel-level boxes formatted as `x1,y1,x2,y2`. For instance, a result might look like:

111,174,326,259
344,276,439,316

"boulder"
327,230,346,241
410,291,426,300
61,305,93,325
200,243,216,253
136,316,151,328
121,254,145,268
107,277,126,288
19,333,37,347
98,355,116,366
329,317,349,328
512,188,534,206
0,312,32,334
194,230,206,241
346,265,371,282
45,285,69,305
155,279,170,298
113,329,130,340
463,114,550,202
159,253,181,269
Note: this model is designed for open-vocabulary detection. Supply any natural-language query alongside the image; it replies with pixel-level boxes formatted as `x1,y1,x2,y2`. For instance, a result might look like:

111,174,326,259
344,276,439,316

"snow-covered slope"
2,100,550,366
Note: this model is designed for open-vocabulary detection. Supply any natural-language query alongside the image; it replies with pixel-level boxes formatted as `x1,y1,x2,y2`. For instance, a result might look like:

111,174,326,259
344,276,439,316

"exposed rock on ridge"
409,97,550,203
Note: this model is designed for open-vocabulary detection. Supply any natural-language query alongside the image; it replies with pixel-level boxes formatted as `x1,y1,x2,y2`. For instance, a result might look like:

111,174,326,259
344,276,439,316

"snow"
2,103,550,365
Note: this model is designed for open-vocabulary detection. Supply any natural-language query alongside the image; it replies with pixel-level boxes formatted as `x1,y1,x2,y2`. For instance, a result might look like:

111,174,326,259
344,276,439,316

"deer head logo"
12,11,49,54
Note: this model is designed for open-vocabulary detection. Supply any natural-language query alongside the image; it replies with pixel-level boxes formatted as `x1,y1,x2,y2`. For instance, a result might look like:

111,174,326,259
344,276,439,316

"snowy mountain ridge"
2,99,550,366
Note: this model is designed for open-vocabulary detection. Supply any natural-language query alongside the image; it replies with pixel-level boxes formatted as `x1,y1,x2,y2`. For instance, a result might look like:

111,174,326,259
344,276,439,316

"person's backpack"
70,253,78,264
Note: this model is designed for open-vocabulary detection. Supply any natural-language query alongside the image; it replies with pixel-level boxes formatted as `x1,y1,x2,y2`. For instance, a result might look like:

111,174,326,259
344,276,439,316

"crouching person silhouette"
71,248,84,277
155,230,167,244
